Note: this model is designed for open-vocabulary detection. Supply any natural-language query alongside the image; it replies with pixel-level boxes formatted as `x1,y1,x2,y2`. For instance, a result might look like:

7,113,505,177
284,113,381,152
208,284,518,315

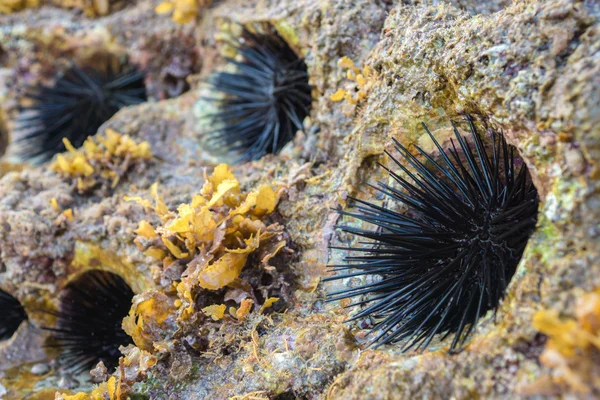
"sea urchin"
0,288,27,341
206,24,312,162
16,56,147,162
45,270,134,372
325,117,539,352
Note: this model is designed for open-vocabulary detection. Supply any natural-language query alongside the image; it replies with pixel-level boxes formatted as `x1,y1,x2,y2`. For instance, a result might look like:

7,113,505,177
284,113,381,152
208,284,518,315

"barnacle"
15,56,147,162
0,288,27,340
325,117,539,351
205,23,312,162
44,270,135,372
51,128,152,194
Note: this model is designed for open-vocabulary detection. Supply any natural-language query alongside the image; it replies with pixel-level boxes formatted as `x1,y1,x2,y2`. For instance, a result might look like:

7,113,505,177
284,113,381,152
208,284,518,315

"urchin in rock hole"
0,288,27,341
44,270,134,373
325,116,539,352
15,56,147,162
206,24,312,162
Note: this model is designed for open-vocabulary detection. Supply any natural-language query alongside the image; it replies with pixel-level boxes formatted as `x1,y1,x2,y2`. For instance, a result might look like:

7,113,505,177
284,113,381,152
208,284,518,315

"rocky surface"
0,0,599,399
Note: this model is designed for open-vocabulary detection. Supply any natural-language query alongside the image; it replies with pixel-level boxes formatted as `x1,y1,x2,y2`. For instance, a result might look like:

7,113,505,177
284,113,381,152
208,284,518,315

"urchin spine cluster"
45,270,134,372
0,289,27,340
16,57,147,162
206,24,312,162
325,117,539,352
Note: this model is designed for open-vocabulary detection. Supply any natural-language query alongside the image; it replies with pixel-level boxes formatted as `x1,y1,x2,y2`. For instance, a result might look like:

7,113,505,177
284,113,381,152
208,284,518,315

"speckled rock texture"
0,0,599,399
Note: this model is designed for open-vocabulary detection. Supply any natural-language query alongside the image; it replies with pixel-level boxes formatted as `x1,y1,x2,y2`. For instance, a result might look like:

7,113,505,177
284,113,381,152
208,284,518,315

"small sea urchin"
206,24,312,162
45,270,134,372
16,57,147,162
0,289,27,341
325,117,539,352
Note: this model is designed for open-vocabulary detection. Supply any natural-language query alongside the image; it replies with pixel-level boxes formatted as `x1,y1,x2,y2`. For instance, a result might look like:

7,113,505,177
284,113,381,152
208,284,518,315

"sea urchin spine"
325,117,539,352
206,24,312,162
0,288,27,341
16,57,147,162
45,270,134,372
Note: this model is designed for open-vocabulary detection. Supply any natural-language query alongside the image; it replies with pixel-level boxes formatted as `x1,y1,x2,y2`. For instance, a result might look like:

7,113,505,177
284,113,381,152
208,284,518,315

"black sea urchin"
45,270,134,372
325,117,539,352
206,25,312,162
0,289,27,340
16,57,147,162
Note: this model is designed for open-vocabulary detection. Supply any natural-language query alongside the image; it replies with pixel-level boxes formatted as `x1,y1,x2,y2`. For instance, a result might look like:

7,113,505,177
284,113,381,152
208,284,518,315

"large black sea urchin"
0,289,27,340
325,117,539,352
16,58,147,162
206,24,312,162
45,270,134,373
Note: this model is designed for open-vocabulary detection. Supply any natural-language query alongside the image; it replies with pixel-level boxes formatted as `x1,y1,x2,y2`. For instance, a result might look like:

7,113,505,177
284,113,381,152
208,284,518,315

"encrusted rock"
0,0,599,399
